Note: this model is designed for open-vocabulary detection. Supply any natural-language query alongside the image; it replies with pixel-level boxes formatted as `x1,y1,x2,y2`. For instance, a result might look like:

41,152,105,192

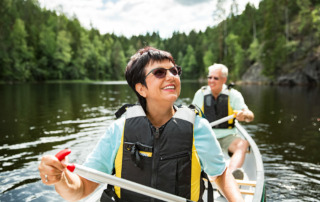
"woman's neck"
146,103,175,128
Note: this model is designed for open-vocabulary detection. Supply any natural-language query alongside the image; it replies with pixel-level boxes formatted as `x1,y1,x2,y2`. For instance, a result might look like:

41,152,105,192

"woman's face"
138,60,181,106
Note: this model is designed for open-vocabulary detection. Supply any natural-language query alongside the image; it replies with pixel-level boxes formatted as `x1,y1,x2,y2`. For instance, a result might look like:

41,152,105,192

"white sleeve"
192,89,204,109
194,116,227,177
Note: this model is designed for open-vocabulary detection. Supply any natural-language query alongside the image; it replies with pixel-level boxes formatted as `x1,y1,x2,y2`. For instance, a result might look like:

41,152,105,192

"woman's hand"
38,150,99,201
38,154,67,185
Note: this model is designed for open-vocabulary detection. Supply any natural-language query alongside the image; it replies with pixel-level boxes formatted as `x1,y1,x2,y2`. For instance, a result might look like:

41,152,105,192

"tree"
311,5,320,40
181,45,197,79
297,0,313,35
7,18,33,81
213,0,227,61
37,25,56,80
261,0,286,78
111,40,126,80
225,33,245,79
203,50,215,75
248,38,261,62
102,36,114,80
52,30,72,79
68,30,90,80
0,0,14,80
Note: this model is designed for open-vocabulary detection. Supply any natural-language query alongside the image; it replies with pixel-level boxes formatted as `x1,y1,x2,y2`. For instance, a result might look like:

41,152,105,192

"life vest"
201,86,235,129
111,104,204,202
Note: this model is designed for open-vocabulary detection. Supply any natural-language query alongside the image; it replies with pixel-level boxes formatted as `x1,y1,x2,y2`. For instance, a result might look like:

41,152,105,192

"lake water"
0,82,319,201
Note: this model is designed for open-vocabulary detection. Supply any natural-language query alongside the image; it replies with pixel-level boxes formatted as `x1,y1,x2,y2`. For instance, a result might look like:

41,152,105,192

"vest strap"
115,104,135,118
100,184,120,202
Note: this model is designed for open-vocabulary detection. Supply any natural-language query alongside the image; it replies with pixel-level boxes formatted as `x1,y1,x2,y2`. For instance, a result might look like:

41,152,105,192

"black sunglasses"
145,66,182,79
207,76,219,81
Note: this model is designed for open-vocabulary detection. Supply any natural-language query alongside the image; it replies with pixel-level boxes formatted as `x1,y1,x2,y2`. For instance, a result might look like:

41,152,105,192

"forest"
0,0,319,82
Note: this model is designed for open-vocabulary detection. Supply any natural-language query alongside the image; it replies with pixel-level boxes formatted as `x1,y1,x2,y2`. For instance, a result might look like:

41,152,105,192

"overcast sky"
38,0,261,38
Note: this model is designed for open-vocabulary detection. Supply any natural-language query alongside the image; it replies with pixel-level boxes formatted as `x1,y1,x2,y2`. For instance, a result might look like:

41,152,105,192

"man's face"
207,69,226,94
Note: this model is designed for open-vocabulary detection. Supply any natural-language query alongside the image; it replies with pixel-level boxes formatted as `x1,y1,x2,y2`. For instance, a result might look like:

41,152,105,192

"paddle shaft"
72,164,192,202
210,113,236,127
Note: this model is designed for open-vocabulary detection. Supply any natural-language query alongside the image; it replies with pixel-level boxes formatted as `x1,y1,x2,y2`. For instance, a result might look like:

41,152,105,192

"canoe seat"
204,178,257,195
239,189,254,195
236,179,256,187
236,180,256,195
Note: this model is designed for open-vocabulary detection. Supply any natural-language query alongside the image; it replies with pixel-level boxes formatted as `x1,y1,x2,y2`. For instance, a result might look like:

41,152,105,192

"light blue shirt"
84,115,226,177
192,84,248,139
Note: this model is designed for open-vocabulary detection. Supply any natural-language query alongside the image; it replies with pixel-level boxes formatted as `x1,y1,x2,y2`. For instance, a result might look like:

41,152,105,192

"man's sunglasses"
207,76,219,81
145,66,182,79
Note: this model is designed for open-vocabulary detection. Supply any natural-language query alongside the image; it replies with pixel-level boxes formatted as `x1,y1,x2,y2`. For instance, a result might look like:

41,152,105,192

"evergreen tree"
37,25,56,80
312,5,320,40
261,0,286,77
203,50,215,75
225,33,245,79
181,45,197,79
52,30,72,79
111,40,127,80
68,30,90,80
8,18,33,81
1,0,320,83
297,0,313,35
248,38,261,62
0,0,13,80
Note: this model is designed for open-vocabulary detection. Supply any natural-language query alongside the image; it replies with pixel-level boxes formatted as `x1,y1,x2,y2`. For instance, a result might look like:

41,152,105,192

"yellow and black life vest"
112,104,204,202
201,86,235,129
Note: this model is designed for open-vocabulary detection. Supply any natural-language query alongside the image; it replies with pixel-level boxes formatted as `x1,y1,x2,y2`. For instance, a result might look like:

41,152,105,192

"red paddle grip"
67,164,76,172
55,149,71,161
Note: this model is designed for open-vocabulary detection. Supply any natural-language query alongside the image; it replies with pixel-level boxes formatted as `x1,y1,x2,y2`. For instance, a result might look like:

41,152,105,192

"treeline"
0,0,319,82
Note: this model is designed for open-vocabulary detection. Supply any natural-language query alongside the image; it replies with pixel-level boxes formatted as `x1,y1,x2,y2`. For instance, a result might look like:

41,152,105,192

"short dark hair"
125,46,175,112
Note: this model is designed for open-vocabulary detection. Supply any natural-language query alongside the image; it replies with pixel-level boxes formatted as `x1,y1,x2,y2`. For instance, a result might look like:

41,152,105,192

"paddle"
55,149,194,202
210,112,237,127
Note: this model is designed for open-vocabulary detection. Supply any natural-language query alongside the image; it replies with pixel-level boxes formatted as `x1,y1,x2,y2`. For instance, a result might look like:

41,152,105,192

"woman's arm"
212,167,244,202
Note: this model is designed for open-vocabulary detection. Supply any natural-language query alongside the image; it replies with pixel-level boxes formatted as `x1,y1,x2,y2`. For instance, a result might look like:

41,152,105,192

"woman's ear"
135,83,147,98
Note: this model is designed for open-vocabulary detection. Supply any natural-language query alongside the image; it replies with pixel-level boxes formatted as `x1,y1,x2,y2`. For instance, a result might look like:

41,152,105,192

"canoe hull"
210,121,265,202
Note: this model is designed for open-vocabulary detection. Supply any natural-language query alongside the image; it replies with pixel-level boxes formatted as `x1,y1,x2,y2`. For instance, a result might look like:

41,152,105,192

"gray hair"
208,63,228,78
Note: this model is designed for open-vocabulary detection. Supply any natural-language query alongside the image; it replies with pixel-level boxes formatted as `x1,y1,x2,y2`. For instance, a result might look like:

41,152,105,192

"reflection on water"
238,85,320,201
0,82,319,201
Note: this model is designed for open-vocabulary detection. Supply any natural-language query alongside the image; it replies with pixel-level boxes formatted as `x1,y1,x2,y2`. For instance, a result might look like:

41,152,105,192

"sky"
38,0,261,38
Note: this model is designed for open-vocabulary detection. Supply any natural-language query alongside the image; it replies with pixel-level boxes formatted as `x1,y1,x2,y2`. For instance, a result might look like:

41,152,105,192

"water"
0,82,319,201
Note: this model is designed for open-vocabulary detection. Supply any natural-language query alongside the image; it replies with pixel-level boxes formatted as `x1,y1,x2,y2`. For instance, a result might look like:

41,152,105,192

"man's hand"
236,109,254,122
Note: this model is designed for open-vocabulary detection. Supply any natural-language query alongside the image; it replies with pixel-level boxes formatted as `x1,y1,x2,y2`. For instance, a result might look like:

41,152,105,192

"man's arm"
231,89,254,122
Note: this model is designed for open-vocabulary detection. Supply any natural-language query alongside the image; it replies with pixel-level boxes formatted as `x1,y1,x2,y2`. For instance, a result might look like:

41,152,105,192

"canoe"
84,121,265,202
234,121,265,202
208,120,265,201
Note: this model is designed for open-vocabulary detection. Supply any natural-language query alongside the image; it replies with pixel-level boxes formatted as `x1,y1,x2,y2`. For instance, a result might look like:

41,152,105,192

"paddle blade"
55,149,71,161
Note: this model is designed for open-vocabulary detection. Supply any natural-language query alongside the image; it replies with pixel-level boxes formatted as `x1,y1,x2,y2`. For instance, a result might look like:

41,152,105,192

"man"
192,63,254,180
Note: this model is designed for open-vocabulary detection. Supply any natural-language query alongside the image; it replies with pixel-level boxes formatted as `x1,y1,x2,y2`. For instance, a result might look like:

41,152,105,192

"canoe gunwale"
235,121,265,202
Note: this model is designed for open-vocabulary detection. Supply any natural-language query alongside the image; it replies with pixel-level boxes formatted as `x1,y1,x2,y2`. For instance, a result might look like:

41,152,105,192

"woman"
38,47,243,201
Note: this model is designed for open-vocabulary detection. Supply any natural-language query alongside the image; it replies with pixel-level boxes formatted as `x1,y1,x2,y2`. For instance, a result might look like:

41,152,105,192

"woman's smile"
162,84,175,90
